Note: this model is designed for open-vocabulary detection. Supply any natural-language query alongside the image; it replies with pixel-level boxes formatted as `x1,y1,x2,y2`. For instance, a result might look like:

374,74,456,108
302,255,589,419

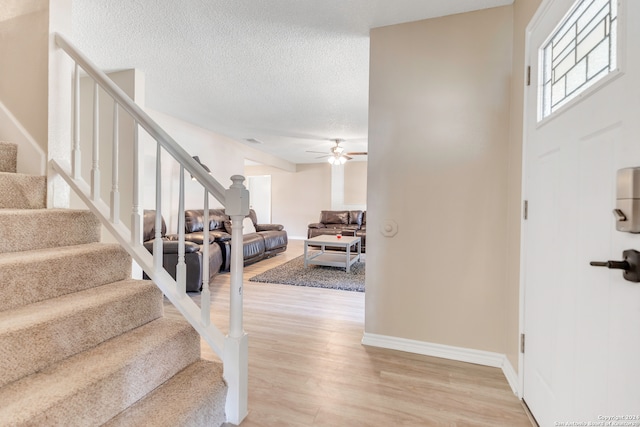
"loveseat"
182,209,288,271
308,210,367,252
142,210,223,292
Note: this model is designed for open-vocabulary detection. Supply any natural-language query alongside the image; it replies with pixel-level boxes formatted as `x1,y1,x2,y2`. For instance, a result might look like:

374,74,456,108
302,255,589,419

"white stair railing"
50,32,249,425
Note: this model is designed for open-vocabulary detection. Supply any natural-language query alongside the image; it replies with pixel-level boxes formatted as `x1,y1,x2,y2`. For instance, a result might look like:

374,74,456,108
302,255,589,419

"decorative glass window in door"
540,0,618,119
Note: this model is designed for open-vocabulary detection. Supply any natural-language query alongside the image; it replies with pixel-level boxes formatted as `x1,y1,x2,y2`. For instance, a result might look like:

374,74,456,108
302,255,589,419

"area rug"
249,255,365,292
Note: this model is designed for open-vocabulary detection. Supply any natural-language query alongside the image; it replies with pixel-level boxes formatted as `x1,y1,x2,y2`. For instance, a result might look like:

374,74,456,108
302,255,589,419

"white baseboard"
361,333,520,395
501,356,520,397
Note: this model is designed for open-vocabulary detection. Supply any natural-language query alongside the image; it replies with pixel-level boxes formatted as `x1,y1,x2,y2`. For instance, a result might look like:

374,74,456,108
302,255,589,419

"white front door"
522,0,640,425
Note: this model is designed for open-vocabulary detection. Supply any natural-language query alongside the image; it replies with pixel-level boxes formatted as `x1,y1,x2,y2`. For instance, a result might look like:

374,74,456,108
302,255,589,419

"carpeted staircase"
0,141,227,426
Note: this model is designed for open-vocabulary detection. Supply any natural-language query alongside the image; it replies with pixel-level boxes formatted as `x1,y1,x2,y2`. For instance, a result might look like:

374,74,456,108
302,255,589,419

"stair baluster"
72,63,81,180
110,101,120,224
202,191,211,325
153,142,163,273
177,165,186,295
91,81,100,202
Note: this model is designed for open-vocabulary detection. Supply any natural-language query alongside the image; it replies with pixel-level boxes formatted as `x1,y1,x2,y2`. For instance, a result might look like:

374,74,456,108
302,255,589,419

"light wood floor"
164,240,532,426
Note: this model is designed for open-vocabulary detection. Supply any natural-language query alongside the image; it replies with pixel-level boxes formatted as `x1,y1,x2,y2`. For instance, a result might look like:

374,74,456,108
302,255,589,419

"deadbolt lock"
615,168,640,233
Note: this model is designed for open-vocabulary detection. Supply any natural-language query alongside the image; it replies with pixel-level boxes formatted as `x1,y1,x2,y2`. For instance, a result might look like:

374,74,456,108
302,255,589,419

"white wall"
244,163,332,239
0,0,49,153
329,161,367,211
344,161,367,207
366,6,514,354
0,0,57,178
0,100,46,176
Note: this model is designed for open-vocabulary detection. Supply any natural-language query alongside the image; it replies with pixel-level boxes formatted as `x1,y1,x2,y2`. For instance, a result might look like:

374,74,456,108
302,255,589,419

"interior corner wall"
244,163,331,239
0,0,49,161
505,0,542,374
367,6,513,353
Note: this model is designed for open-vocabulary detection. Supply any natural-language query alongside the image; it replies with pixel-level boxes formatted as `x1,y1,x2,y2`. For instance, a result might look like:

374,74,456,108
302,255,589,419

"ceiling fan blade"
343,155,353,160
345,152,368,156
315,155,330,159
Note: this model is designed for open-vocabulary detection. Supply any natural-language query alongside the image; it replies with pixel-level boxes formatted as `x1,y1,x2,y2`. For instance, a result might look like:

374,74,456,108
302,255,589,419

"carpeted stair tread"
0,141,17,173
0,209,100,253
0,171,46,209
0,242,131,312
0,279,163,388
104,359,227,427
0,317,201,426
0,139,228,425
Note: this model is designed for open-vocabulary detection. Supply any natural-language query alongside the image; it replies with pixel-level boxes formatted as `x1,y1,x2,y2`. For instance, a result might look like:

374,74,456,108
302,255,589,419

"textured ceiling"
72,0,512,165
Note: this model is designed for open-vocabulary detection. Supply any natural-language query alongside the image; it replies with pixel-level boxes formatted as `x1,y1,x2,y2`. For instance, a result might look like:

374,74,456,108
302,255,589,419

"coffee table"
304,235,361,272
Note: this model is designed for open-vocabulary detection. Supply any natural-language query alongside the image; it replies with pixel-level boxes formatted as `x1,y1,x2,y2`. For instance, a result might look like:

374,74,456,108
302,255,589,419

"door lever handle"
589,260,630,270
590,249,640,282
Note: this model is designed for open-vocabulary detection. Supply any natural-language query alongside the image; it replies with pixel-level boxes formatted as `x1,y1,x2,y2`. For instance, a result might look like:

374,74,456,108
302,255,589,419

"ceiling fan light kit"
328,155,348,165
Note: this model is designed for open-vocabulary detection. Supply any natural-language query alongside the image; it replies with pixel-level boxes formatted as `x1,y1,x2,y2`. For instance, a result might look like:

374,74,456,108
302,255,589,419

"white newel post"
224,175,249,425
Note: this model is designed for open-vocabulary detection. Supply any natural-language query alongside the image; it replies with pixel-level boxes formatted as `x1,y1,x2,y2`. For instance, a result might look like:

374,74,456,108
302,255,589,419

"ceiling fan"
306,139,368,164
